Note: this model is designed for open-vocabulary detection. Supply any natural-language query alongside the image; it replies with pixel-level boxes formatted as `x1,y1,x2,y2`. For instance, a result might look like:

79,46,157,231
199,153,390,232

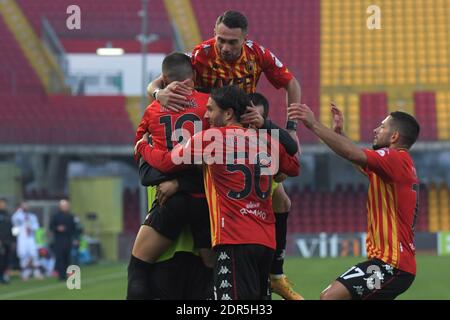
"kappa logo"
382,264,394,275
219,280,232,289
218,266,231,275
221,293,232,300
353,285,364,296
218,252,230,261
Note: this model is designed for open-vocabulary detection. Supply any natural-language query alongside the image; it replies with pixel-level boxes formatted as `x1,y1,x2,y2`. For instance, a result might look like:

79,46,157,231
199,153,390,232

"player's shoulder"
365,147,413,171
375,147,411,160
144,100,161,116
397,149,416,169
244,39,269,55
192,38,215,60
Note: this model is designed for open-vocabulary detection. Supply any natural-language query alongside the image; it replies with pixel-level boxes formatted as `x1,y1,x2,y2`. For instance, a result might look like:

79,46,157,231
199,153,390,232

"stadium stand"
16,0,173,53
436,92,450,140
288,183,431,233
359,92,388,142
0,16,45,95
0,95,134,145
414,92,438,141
123,188,141,233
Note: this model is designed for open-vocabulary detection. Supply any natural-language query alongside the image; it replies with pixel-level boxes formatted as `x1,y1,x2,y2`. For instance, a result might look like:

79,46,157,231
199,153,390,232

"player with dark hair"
136,86,300,300
148,10,300,110
146,10,304,300
289,103,420,300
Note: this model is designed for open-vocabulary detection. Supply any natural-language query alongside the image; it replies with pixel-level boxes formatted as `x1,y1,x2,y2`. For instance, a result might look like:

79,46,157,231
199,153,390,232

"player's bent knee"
320,288,332,300
320,282,352,300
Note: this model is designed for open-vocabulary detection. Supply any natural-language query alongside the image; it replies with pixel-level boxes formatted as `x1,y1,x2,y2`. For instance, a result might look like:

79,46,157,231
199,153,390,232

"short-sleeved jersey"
362,148,419,275
136,125,300,250
135,90,209,150
191,38,293,93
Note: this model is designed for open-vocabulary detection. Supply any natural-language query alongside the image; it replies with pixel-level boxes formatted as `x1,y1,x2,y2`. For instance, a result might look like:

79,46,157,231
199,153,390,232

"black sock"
126,255,155,300
271,212,289,275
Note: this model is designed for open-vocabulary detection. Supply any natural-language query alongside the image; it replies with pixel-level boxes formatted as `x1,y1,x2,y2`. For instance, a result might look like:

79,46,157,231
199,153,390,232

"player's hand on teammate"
274,172,287,183
331,102,344,134
134,132,150,158
287,103,317,129
158,80,192,112
241,101,264,128
156,179,179,205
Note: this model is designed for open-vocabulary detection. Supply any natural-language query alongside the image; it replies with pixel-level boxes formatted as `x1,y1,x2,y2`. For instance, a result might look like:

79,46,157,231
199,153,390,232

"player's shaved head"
162,52,194,83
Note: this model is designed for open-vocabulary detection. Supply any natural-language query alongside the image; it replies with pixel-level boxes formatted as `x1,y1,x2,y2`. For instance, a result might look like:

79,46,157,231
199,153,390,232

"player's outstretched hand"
158,80,192,112
241,101,264,128
331,102,344,134
287,103,317,129
157,179,179,205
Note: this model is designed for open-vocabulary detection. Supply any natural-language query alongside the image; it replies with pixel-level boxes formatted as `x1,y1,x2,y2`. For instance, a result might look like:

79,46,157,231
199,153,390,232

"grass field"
1,255,449,300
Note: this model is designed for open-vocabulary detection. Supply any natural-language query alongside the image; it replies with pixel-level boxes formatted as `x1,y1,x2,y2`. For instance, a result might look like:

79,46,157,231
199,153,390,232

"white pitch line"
0,271,124,300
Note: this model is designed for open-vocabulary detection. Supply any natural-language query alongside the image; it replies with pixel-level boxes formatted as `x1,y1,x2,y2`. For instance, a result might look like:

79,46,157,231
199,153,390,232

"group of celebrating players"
127,10,421,300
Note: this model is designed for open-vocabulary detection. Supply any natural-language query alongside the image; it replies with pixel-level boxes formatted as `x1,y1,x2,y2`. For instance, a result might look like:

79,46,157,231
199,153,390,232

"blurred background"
0,0,449,299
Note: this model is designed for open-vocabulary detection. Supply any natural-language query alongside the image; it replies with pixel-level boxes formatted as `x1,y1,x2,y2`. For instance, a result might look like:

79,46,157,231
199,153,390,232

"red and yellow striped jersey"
362,148,419,275
191,38,293,93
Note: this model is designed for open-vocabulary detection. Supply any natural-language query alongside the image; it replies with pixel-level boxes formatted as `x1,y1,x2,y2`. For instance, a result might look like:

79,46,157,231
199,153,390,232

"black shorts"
336,258,415,300
213,244,275,300
143,193,211,249
148,252,213,300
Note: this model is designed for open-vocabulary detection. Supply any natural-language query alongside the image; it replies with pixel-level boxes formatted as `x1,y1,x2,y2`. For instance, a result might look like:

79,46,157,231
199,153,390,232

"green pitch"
1,255,449,300
278,255,450,300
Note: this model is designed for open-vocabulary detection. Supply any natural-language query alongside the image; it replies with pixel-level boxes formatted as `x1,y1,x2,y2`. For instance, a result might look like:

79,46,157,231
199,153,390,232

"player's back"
203,125,275,250
138,90,209,151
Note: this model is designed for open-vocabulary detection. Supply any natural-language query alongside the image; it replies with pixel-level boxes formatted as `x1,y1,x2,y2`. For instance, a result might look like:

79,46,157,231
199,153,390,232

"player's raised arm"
289,103,367,167
286,77,301,113
277,142,300,177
